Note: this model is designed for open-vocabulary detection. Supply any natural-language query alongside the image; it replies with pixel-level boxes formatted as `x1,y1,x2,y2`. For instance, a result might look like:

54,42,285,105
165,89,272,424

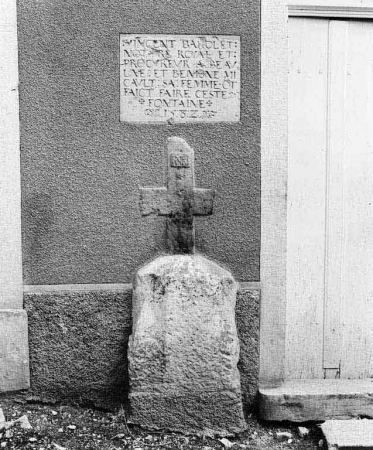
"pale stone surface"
321,419,373,449
120,35,240,124
260,379,373,422
128,255,247,436
0,310,29,391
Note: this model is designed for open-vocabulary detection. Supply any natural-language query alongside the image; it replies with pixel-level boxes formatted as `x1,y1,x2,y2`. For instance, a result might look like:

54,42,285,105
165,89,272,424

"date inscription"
170,153,190,168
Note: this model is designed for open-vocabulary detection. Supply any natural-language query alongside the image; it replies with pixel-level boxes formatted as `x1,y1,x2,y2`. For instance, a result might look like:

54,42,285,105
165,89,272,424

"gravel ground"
0,394,326,450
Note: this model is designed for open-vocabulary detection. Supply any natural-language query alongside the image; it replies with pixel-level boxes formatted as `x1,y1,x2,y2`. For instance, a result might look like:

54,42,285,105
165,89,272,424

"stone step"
321,419,373,449
259,379,373,422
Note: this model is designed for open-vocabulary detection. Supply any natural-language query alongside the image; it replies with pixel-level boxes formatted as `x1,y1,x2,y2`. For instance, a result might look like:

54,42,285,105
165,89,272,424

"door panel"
287,18,373,379
286,18,328,379
331,20,373,378
322,20,349,373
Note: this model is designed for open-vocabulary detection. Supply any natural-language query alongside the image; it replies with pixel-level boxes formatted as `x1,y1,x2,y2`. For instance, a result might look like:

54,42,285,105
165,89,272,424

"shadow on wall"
22,193,55,282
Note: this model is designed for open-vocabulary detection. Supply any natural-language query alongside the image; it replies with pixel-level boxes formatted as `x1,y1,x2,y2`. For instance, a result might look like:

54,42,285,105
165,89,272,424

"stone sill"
260,379,373,422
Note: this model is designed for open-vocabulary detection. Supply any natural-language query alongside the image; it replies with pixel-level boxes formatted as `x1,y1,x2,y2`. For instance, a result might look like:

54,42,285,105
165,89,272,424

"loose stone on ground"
298,427,310,438
321,419,373,449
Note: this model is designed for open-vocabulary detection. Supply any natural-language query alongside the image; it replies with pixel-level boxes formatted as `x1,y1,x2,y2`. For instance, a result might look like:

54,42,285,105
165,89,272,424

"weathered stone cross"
140,137,215,254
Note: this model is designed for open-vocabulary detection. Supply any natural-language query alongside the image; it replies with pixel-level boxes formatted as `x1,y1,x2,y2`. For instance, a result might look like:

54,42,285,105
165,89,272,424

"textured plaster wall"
17,0,260,284
24,287,260,411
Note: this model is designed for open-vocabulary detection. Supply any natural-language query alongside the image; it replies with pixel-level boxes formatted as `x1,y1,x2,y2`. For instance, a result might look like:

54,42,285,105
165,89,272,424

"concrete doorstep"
321,420,373,450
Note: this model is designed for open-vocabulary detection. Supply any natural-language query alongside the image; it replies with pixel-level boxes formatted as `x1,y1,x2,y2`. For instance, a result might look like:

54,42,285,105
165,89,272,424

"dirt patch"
0,393,326,450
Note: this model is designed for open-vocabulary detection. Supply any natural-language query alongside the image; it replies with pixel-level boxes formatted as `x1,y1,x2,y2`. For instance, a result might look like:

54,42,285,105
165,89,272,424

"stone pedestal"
0,310,29,391
128,255,247,436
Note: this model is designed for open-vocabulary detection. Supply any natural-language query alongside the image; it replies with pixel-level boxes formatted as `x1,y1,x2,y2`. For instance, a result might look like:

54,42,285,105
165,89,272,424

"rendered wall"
17,0,260,284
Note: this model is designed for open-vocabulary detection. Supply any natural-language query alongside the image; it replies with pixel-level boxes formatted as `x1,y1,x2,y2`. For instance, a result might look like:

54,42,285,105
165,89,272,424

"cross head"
140,137,215,254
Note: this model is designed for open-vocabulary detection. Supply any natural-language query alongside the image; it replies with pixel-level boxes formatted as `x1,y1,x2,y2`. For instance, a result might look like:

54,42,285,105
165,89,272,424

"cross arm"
139,187,170,216
193,189,215,216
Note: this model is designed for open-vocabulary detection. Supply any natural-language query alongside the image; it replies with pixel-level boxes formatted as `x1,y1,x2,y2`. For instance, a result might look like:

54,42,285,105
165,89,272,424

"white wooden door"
286,17,373,380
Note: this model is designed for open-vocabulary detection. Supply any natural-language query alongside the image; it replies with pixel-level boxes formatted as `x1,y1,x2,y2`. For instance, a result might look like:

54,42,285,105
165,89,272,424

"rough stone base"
0,310,29,392
129,389,246,436
24,284,259,411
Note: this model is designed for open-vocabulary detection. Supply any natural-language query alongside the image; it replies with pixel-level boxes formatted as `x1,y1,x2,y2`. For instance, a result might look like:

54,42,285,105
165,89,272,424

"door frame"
289,0,373,19
0,0,29,390
259,0,289,388
260,0,373,388
0,0,22,308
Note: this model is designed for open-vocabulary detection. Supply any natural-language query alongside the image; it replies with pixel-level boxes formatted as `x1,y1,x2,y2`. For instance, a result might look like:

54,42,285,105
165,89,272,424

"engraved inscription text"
120,34,240,123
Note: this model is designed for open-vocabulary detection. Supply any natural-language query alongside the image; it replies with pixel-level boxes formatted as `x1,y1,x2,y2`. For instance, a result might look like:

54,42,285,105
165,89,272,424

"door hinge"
323,363,341,379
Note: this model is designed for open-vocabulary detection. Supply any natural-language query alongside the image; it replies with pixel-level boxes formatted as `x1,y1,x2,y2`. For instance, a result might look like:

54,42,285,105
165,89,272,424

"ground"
0,394,326,450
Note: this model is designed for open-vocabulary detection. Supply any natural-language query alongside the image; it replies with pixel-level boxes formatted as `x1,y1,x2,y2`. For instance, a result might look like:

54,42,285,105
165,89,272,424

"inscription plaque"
120,34,240,123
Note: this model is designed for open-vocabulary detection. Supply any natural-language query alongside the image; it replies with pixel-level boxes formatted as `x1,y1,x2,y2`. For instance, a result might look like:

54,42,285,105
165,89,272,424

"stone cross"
140,137,215,254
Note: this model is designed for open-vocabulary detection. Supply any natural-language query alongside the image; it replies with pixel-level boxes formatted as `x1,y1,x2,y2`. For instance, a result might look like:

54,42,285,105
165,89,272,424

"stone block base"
129,389,247,436
0,310,29,392
260,379,373,422
129,255,248,435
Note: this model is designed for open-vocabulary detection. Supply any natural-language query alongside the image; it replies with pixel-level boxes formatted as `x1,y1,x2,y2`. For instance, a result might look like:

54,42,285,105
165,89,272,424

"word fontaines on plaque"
120,34,240,124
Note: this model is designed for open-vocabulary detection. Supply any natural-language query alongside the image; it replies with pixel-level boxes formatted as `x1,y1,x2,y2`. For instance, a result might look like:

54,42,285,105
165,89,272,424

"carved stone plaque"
120,35,240,123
